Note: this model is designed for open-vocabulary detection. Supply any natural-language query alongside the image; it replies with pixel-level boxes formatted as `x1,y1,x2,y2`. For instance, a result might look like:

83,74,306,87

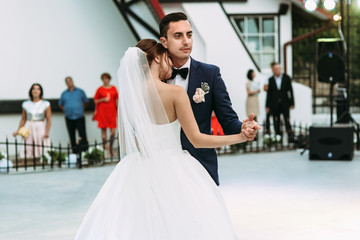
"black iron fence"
1,121,359,173
217,121,310,155
0,138,121,173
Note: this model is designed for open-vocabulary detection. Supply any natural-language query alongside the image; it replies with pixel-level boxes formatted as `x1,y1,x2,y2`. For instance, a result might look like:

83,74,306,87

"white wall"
0,0,136,100
0,0,137,145
223,0,293,76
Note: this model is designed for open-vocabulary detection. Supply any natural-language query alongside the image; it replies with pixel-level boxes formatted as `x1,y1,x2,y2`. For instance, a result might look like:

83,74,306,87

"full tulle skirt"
75,149,239,240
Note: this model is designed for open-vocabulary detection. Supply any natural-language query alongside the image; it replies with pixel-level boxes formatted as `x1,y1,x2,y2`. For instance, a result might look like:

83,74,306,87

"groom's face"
160,20,193,68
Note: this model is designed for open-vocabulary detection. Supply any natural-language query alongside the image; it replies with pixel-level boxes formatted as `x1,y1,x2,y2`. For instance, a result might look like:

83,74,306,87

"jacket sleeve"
212,67,242,135
265,78,272,109
287,75,295,107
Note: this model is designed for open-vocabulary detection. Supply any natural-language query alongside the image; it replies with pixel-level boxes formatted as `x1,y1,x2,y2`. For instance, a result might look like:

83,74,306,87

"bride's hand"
241,121,261,141
238,131,248,143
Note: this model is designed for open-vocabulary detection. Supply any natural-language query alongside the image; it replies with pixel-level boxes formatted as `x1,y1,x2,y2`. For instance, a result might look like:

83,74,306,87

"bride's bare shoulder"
160,83,185,94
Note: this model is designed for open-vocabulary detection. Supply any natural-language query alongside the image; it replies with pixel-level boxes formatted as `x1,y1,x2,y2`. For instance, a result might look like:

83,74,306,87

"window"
231,16,278,70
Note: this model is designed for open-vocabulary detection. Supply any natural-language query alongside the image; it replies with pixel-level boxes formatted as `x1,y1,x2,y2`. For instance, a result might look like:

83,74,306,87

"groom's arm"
212,67,242,135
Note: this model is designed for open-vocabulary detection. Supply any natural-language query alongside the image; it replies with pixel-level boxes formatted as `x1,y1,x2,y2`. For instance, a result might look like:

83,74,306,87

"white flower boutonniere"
193,82,210,104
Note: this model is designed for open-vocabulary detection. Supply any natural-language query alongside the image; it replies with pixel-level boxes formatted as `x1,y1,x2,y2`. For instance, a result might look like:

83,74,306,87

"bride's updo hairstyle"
136,39,171,67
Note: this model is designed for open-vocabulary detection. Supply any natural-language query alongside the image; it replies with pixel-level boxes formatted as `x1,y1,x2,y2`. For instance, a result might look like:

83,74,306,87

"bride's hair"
136,39,171,68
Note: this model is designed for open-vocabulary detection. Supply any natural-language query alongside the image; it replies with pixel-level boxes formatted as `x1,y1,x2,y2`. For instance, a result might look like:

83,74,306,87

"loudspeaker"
309,124,354,160
317,39,345,83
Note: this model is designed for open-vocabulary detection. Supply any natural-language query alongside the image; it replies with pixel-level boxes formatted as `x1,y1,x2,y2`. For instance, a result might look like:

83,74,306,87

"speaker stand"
330,82,334,127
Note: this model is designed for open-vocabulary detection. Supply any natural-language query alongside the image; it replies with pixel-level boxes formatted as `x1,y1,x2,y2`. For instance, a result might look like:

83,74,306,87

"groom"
160,12,259,185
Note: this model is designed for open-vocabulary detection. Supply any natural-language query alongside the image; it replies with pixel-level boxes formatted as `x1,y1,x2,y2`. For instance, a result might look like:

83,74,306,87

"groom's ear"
160,37,168,49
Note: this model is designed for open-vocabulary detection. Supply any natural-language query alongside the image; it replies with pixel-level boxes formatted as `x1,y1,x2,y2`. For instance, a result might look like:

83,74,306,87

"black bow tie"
170,68,189,80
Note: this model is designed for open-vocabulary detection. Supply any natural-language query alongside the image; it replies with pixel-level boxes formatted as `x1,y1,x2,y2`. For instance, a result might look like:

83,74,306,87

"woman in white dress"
75,39,260,240
13,83,51,159
246,69,260,122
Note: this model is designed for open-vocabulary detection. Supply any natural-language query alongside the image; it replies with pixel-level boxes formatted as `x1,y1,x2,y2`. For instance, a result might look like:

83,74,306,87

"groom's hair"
159,12,189,38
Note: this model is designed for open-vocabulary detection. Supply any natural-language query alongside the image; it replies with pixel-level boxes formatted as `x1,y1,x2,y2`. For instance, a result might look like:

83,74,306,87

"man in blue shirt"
59,77,89,153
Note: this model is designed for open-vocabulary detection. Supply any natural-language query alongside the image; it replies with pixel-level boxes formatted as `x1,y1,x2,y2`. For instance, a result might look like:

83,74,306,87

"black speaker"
317,39,345,83
309,124,354,160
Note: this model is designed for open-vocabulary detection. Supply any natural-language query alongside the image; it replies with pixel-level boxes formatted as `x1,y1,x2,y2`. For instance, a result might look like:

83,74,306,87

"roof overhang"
292,0,333,21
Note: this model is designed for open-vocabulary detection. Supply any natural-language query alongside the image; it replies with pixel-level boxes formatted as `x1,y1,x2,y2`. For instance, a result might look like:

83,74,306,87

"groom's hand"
241,113,261,141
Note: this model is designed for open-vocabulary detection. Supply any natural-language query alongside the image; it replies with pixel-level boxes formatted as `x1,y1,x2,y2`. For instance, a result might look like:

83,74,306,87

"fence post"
50,142,54,169
117,135,121,162
94,140,98,165
32,140,36,170
102,139,106,162
24,140,27,171
292,121,296,149
262,121,266,151
6,137,9,173
67,143,70,168
42,141,45,169
15,138,18,172
58,143,62,168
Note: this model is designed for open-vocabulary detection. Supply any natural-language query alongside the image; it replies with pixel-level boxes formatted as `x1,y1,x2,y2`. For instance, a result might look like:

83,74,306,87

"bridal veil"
117,47,177,158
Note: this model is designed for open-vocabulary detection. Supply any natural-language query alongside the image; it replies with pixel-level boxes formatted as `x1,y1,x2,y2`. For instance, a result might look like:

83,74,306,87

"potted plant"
0,150,13,172
84,146,104,165
45,150,66,164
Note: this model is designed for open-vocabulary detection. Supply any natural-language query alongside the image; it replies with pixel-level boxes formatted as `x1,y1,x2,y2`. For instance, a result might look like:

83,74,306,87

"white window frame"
231,15,279,71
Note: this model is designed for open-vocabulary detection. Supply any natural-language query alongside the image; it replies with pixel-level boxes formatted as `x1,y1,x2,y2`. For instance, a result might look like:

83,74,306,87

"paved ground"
1,150,360,240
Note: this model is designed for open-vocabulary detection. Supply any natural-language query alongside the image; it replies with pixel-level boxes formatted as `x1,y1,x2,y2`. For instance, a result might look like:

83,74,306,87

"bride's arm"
174,87,259,148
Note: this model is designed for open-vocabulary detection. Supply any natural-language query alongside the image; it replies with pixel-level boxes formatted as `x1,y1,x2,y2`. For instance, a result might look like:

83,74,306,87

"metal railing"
2,121,358,173
217,121,310,155
0,138,121,173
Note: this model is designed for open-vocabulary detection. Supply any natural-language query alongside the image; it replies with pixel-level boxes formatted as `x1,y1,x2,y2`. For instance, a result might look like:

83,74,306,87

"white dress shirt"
274,74,283,90
167,58,191,91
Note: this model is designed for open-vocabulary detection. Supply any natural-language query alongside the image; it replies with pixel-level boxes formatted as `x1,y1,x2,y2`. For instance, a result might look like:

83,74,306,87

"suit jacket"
181,58,242,185
266,74,295,112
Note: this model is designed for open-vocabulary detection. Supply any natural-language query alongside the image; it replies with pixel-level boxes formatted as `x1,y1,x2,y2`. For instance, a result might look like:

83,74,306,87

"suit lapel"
280,74,286,91
270,77,277,91
187,57,201,98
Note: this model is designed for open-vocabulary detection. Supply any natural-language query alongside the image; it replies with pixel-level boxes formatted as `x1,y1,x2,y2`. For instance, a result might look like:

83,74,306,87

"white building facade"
0,0,316,147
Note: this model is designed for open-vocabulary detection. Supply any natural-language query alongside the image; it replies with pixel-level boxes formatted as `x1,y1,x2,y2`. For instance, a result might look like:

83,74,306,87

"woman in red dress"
211,111,224,153
93,73,118,157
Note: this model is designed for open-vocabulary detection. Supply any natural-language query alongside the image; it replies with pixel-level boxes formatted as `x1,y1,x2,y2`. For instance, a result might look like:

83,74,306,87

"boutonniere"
193,82,210,104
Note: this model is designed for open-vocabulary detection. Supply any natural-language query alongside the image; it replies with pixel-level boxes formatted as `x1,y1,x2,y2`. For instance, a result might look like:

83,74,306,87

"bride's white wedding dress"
75,47,239,240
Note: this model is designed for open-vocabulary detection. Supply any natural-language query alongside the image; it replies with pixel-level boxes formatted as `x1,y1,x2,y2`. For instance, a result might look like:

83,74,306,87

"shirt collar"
274,74,282,80
175,57,191,70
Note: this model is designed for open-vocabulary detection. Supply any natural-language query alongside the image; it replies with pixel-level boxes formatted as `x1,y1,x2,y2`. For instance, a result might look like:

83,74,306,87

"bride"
75,39,260,240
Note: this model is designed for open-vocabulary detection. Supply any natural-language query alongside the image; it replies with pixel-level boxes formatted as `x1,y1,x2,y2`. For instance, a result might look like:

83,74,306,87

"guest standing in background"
13,83,51,159
211,111,224,152
93,73,118,157
211,111,224,136
263,62,275,136
59,76,89,154
266,62,295,141
246,69,260,122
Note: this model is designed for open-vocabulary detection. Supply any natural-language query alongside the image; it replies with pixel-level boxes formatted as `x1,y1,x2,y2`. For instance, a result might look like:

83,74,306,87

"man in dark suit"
265,62,295,141
159,12,259,185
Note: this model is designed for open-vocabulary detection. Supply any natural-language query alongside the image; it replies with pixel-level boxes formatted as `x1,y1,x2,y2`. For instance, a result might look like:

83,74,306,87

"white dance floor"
0,150,359,240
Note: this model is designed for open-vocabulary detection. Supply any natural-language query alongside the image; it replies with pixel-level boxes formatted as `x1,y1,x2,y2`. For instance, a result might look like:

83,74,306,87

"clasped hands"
240,113,261,142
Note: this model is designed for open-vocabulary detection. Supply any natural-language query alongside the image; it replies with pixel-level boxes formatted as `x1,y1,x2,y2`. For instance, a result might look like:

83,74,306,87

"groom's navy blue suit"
181,58,243,186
